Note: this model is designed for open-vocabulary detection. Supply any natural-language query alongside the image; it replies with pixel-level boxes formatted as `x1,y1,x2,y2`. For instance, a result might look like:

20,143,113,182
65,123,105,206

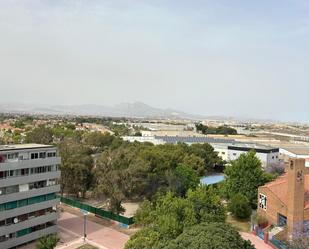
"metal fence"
270,239,287,249
59,196,134,225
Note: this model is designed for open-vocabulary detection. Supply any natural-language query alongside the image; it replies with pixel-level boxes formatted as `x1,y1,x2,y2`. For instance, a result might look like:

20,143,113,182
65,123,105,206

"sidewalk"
240,232,273,249
58,212,129,249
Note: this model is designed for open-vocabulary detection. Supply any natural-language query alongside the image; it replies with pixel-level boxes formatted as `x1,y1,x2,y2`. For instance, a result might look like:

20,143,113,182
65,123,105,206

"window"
278,214,287,227
31,153,38,159
39,152,46,158
7,153,18,160
5,201,17,210
233,153,237,156
47,152,56,157
259,193,267,210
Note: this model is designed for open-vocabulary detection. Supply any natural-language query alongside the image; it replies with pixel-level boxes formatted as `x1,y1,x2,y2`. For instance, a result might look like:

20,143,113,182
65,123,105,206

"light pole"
83,213,87,242
80,209,88,242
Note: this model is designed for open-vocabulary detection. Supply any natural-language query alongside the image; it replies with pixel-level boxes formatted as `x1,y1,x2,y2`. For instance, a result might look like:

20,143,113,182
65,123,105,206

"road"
58,212,129,249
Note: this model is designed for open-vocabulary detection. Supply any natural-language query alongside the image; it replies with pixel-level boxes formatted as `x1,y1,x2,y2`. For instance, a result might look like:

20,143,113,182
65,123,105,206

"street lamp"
80,209,89,242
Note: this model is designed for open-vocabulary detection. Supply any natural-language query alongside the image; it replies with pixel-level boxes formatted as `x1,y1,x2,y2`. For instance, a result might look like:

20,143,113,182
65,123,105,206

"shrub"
257,214,268,228
228,193,252,219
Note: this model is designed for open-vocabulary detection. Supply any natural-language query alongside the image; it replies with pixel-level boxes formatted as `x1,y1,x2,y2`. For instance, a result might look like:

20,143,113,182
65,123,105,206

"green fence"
59,196,134,226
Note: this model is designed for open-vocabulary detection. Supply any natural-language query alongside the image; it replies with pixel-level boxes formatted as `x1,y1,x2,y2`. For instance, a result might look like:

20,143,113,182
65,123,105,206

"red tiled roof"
263,174,309,209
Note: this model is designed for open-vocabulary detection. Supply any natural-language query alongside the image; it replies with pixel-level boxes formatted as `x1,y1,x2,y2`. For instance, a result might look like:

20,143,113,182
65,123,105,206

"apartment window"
39,152,46,158
7,153,18,160
31,153,38,159
233,153,237,156
47,152,56,157
6,185,19,194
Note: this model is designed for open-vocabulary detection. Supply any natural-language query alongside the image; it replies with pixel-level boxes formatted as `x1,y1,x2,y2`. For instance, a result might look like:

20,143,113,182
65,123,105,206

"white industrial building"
279,147,309,167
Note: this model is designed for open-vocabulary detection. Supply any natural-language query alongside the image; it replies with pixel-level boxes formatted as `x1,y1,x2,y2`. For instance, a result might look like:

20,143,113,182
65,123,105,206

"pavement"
240,232,273,249
57,212,129,249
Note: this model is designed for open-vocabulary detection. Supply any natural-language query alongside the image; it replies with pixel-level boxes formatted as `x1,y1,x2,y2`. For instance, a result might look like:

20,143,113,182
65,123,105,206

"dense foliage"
195,123,237,135
223,150,273,208
126,186,226,249
164,222,255,249
228,193,252,219
94,142,223,212
35,234,59,249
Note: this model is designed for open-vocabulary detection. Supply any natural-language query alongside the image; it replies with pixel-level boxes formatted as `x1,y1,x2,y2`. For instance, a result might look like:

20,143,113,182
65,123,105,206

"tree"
26,126,53,144
186,185,226,223
84,131,114,150
224,150,271,208
174,164,200,196
36,234,59,249
94,145,149,213
228,193,252,219
287,235,309,249
131,186,226,249
164,222,255,249
58,139,93,197
188,143,224,173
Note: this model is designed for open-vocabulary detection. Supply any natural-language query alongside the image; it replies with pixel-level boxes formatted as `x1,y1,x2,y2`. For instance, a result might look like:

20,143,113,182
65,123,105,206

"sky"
0,0,309,122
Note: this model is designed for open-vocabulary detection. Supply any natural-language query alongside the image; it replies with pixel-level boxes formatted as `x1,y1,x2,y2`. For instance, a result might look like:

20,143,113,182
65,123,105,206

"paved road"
58,212,129,249
241,232,273,249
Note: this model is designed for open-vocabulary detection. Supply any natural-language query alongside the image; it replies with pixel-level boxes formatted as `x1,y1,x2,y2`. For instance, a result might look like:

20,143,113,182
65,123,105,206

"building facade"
258,158,309,239
228,144,280,168
0,144,61,249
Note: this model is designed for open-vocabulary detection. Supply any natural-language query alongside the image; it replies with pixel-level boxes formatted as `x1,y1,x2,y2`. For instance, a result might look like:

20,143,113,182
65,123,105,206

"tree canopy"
164,222,255,249
223,150,273,208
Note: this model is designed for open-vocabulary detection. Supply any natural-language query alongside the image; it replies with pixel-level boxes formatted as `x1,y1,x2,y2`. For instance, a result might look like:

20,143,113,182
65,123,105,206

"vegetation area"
195,123,237,135
35,234,59,249
0,115,285,248
124,150,275,248
4,121,223,214
77,245,98,249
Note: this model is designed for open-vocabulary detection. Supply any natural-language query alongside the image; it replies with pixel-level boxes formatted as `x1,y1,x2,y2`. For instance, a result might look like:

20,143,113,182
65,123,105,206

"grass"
77,244,98,249
226,213,251,232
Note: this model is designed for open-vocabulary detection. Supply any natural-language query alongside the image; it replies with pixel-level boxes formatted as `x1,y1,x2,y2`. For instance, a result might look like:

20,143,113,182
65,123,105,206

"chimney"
287,158,305,238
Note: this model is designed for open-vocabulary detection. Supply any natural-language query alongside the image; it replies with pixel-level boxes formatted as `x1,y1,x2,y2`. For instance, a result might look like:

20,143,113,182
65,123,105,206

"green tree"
228,193,252,219
164,222,255,249
224,150,271,208
58,139,93,197
132,186,226,249
36,234,59,249
188,143,224,173
26,126,53,144
95,145,149,213
84,131,114,150
186,185,226,223
174,164,200,196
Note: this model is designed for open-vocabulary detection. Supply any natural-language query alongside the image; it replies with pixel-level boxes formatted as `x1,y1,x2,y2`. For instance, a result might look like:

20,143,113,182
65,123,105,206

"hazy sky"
1,0,309,121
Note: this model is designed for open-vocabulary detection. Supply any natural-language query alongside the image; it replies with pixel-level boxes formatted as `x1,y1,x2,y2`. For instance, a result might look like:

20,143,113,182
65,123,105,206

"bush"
257,214,268,228
36,234,59,249
228,193,252,219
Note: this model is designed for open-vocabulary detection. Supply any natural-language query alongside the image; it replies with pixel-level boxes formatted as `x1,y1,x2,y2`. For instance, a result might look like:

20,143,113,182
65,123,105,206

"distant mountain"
0,102,201,119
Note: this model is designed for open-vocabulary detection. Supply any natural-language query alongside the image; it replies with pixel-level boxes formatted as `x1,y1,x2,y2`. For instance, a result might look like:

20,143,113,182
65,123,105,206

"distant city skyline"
0,1,309,122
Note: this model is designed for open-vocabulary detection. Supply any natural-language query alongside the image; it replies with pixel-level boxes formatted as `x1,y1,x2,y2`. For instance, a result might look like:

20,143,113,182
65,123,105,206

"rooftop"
154,136,235,144
282,147,309,156
0,144,54,152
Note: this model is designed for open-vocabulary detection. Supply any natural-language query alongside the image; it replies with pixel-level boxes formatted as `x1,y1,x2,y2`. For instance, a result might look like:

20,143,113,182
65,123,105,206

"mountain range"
0,102,202,119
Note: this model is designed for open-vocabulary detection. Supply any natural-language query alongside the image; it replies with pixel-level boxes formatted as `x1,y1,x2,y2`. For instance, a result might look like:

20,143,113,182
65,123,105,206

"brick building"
258,158,309,239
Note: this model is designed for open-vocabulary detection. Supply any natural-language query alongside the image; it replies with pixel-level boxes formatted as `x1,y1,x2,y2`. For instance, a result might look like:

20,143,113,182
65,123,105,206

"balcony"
0,171,61,188
0,198,60,221
0,225,57,249
0,157,61,171
0,185,60,205
0,212,58,237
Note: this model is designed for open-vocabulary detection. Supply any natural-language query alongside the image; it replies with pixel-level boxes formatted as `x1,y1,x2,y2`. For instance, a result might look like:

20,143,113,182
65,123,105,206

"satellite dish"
13,218,18,224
